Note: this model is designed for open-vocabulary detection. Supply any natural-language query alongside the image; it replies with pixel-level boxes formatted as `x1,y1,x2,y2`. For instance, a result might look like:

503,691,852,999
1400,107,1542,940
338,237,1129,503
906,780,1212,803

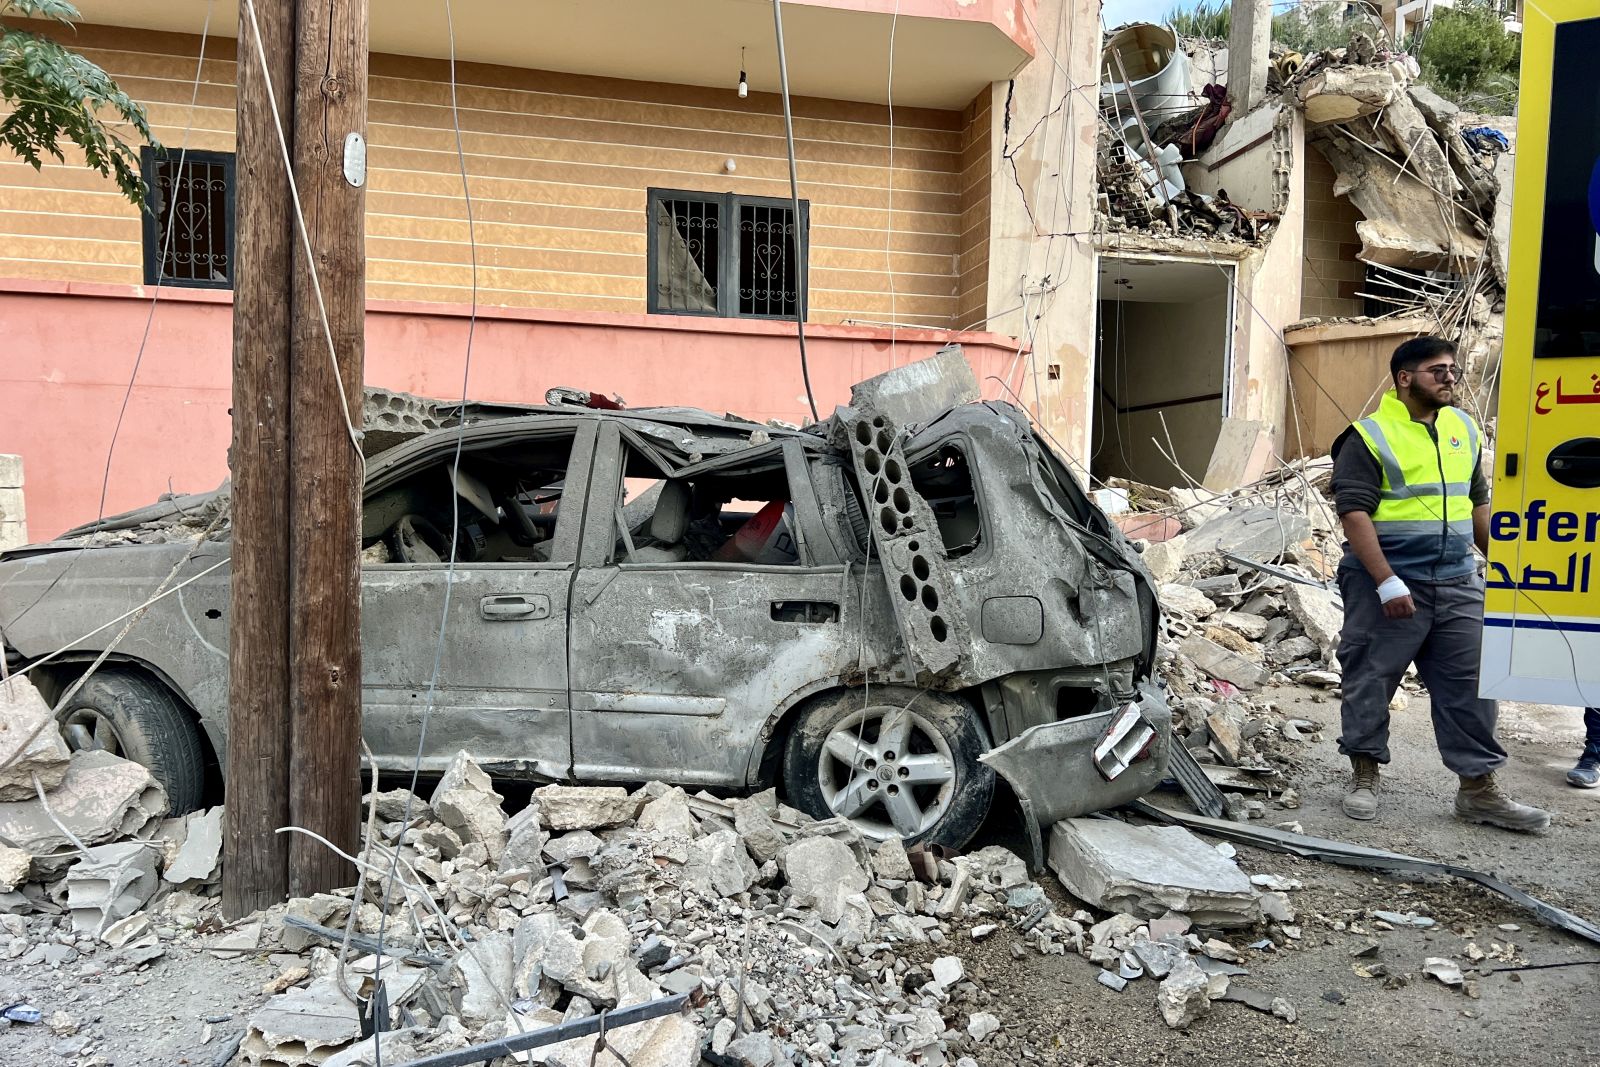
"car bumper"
978,681,1171,871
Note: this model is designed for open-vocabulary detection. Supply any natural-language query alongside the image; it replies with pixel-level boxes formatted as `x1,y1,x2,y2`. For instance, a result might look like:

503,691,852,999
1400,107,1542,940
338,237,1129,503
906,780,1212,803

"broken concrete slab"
781,836,868,925
455,930,514,1028
535,786,641,832
163,805,222,883
1202,419,1274,493
1181,635,1271,690
848,347,979,431
1160,584,1217,619
241,976,364,1067
65,842,160,934
1424,957,1464,987
1376,91,1459,201
870,836,915,883
1211,611,1268,641
0,675,70,801
1184,507,1311,563
1048,819,1258,926
0,749,166,860
1297,64,1399,126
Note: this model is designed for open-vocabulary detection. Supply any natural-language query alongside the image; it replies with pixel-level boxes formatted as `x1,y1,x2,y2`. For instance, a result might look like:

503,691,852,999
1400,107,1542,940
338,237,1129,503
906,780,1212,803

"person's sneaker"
1568,754,1600,789
1342,755,1380,820
1454,773,1551,832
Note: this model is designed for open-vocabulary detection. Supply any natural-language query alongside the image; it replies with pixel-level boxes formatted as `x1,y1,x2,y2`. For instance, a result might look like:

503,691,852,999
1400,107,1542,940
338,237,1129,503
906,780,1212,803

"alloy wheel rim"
817,704,956,840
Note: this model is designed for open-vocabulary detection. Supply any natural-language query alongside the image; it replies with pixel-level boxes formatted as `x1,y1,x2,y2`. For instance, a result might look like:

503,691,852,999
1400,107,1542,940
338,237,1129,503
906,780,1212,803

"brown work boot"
1342,755,1381,820
1454,773,1551,833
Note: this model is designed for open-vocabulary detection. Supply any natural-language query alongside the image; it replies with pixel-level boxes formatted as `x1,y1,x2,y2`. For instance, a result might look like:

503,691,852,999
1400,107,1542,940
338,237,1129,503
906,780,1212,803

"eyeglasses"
1413,365,1461,382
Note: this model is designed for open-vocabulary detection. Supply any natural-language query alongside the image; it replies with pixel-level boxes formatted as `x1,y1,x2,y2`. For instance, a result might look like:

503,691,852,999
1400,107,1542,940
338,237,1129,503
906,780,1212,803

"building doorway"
1092,257,1235,488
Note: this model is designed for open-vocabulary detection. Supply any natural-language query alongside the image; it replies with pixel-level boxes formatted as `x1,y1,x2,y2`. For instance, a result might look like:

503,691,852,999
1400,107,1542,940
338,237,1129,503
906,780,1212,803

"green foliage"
0,0,158,206
1163,0,1370,54
1165,0,1230,40
1417,2,1520,106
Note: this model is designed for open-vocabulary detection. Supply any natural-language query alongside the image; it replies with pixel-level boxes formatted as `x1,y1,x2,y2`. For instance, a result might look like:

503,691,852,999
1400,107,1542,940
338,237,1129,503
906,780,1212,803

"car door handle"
480,594,550,621
1549,438,1600,489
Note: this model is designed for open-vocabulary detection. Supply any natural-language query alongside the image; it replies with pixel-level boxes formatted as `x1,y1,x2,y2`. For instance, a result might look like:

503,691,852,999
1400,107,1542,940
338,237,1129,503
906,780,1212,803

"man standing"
1568,709,1600,788
1330,336,1549,832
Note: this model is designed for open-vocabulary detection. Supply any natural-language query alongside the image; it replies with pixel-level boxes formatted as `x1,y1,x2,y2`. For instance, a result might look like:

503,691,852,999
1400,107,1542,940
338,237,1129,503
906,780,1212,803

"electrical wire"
771,0,821,424
367,0,491,1055
239,0,367,465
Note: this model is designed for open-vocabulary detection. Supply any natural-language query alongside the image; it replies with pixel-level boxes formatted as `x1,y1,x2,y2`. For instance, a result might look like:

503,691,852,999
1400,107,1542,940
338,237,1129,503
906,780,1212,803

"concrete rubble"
0,735,1331,1062
0,675,71,801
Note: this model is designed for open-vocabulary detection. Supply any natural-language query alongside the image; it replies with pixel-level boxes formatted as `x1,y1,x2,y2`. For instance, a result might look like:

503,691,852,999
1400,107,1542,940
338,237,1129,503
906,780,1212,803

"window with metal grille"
141,147,236,289
647,188,808,320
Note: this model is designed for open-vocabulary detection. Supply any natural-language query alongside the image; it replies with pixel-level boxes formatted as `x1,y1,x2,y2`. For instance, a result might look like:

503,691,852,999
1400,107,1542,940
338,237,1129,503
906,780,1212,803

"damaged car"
0,354,1167,861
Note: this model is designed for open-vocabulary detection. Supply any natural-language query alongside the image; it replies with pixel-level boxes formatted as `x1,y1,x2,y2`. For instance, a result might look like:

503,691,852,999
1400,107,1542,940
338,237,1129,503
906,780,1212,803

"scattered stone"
732,800,785,866
241,977,363,1067
1181,635,1270,690
970,923,998,941
869,836,915,883
931,955,964,987
636,787,699,838
1284,583,1343,658
1424,957,1464,987
1097,970,1129,992
1157,956,1213,1029
100,912,150,948
1201,938,1243,963
682,831,758,899
261,966,310,995
1161,584,1218,619
1049,820,1259,926
0,845,29,892
966,1012,1000,1042
0,749,167,857
1141,536,1187,583
1374,910,1434,928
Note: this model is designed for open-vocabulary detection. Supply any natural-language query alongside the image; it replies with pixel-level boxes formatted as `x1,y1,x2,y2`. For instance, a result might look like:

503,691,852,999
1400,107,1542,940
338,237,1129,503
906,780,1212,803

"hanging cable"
771,0,820,423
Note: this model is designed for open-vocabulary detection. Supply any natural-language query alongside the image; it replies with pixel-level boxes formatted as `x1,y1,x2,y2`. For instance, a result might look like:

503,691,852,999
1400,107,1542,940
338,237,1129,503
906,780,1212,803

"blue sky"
1102,0,1174,27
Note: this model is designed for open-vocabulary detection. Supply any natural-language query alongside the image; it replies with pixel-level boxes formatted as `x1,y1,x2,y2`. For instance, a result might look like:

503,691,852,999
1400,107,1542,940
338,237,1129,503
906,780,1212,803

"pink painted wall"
0,280,1028,539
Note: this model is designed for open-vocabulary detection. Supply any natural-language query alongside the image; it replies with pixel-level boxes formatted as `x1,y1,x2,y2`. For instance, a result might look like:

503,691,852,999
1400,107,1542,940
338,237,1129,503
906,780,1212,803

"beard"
1407,378,1449,410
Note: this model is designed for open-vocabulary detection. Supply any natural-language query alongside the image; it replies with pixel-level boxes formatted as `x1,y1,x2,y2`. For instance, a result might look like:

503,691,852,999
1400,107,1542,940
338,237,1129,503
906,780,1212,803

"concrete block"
0,486,23,524
431,752,508,863
0,676,70,801
1296,65,1398,126
1181,635,1271,690
732,799,784,866
1048,819,1258,926
1139,535,1187,584
1157,955,1213,1028
534,786,641,831
0,521,25,552
1184,507,1310,563
1284,583,1344,659
0,454,21,487
636,787,699,839
66,842,160,934
848,347,978,430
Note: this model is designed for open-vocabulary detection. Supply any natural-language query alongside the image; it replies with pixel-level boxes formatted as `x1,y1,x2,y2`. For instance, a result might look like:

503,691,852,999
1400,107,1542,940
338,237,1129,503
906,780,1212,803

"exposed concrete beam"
1226,0,1272,114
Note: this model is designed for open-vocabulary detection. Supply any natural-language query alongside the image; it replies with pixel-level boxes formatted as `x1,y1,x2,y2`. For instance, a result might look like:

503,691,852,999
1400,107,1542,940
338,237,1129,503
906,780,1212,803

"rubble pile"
2,697,1325,1063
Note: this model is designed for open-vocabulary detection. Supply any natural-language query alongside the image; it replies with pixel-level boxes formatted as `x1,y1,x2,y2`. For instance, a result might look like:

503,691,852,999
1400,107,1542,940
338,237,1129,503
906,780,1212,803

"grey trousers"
1335,568,1507,777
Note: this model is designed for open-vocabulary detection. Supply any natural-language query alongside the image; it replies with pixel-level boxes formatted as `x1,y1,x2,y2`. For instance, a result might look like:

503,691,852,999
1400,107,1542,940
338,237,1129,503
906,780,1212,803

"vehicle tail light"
1093,703,1156,781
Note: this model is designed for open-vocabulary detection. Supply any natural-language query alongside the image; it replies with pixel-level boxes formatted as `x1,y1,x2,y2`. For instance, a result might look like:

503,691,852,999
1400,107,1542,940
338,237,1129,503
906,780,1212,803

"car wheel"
783,686,994,849
56,669,206,815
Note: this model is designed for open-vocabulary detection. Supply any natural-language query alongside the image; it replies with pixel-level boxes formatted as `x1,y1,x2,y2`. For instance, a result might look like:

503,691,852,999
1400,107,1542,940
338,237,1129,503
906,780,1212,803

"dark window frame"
645,187,809,321
140,146,237,290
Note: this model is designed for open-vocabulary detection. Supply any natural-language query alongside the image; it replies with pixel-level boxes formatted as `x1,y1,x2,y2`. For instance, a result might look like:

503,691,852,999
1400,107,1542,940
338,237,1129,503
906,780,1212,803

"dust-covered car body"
0,369,1166,859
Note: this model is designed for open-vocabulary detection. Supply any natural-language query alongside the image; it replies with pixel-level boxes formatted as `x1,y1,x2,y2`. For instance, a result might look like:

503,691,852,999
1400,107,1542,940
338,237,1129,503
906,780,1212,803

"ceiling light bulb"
738,70,749,98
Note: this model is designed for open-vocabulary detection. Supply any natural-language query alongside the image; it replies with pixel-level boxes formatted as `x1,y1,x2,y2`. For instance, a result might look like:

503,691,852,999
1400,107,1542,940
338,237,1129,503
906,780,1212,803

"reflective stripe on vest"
1350,391,1479,581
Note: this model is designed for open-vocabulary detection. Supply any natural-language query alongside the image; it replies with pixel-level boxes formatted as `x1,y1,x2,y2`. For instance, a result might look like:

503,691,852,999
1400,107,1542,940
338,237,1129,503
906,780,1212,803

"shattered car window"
907,440,984,559
362,433,575,564
612,445,801,566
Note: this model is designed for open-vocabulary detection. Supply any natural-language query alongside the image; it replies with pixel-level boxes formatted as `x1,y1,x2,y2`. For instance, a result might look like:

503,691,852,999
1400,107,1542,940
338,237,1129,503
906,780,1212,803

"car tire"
783,686,994,849
56,669,206,815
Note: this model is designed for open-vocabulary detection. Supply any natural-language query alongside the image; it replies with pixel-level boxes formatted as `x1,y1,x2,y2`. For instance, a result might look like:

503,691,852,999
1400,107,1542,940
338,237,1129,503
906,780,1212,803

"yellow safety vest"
1349,390,1480,582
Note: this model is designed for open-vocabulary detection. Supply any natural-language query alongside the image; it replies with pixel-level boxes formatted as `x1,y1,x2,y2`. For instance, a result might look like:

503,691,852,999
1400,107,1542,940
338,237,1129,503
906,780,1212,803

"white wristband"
1376,576,1410,604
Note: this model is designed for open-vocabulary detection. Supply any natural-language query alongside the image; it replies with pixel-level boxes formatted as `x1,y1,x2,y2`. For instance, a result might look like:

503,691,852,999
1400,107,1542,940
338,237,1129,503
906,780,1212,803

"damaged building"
1090,13,1513,486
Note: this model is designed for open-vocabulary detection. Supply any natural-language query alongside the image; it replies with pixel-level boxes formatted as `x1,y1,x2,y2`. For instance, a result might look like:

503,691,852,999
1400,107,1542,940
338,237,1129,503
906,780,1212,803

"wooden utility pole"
285,0,368,898
224,0,296,917
225,0,367,910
